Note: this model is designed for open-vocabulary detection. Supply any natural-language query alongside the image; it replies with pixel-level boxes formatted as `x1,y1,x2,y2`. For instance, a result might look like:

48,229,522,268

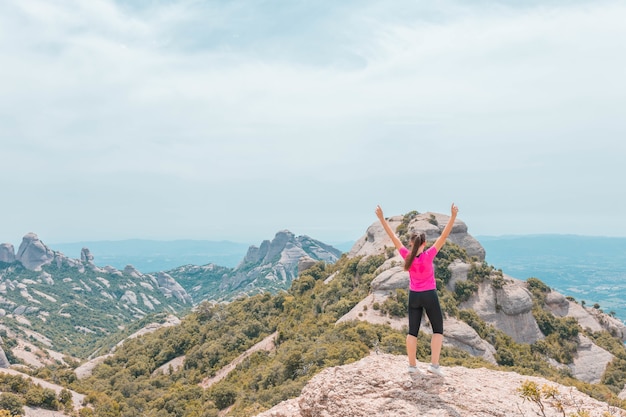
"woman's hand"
451,203,459,217
375,205,385,220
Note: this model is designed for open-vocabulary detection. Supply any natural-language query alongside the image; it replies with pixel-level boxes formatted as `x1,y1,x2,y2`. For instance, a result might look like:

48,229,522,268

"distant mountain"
168,230,343,302
477,234,626,322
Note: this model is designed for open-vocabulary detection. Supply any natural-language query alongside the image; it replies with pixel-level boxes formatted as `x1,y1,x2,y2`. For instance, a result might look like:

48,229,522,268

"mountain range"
0,230,341,359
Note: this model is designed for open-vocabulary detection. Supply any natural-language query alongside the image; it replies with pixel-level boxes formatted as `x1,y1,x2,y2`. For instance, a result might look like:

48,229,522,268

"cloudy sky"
1,0,625,247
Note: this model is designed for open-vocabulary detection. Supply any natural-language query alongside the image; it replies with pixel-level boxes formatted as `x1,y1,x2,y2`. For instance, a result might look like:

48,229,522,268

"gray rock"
348,215,404,258
460,276,543,344
16,233,55,271
569,335,614,384
298,256,318,274
81,247,94,264
124,265,143,278
255,353,611,417
370,266,408,292
156,272,192,304
0,345,9,368
0,243,16,263
444,318,497,364
349,212,485,261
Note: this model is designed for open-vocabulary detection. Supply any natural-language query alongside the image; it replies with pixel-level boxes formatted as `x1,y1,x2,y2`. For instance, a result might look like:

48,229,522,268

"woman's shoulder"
425,245,438,256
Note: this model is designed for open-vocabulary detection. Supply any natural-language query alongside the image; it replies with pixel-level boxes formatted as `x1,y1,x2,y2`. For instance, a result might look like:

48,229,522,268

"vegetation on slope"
9,240,626,416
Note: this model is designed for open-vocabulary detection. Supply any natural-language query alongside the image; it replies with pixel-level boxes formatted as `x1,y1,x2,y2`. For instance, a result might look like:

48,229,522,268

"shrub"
0,392,24,416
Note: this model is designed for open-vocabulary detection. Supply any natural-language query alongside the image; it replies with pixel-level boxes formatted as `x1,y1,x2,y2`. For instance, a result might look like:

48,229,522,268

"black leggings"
408,289,444,337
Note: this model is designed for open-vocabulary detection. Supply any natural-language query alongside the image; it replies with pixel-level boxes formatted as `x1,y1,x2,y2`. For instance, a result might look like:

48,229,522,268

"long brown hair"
404,232,426,270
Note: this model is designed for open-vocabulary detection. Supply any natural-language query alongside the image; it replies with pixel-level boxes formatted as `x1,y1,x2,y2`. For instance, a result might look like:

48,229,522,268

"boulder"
569,335,614,384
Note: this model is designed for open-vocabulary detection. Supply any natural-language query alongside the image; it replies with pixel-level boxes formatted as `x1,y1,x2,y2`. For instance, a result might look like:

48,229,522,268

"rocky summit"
340,210,626,385
255,353,618,417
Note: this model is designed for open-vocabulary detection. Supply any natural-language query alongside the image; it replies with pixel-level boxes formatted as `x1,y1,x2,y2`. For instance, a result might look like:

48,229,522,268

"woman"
375,203,458,376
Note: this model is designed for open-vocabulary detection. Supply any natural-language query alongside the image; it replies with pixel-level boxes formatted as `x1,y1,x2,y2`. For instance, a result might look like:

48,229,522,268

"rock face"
155,272,193,304
459,276,544,344
16,233,55,271
255,353,613,417
0,243,15,263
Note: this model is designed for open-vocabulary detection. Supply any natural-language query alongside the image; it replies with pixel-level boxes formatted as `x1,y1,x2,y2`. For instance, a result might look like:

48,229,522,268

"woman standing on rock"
375,203,459,377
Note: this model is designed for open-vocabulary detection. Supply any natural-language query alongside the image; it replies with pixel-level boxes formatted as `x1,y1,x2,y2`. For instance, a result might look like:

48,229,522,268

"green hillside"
0,261,191,358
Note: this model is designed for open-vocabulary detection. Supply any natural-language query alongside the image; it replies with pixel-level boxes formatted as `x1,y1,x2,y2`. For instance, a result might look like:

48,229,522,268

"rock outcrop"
340,210,624,385
460,275,544,344
255,353,615,417
0,243,15,263
16,233,55,271
349,212,485,261
155,272,192,304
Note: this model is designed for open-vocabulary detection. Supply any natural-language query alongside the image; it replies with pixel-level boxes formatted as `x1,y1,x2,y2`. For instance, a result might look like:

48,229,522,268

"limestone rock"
221,231,342,299
124,265,143,278
80,247,94,264
348,215,404,258
460,276,544,344
255,353,612,417
569,335,614,384
0,243,16,263
546,292,626,341
370,266,408,292
444,318,497,364
16,233,55,271
155,272,192,304
297,256,317,274
349,212,485,261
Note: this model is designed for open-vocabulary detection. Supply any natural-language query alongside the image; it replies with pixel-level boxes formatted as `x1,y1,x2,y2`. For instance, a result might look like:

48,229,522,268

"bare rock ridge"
255,353,619,417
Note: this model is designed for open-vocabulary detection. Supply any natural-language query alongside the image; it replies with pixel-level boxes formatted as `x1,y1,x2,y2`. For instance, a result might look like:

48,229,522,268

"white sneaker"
407,365,422,374
427,364,445,377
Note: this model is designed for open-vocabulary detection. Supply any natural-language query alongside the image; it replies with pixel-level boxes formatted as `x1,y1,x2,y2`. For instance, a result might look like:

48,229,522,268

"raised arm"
375,205,404,251
433,203,459,251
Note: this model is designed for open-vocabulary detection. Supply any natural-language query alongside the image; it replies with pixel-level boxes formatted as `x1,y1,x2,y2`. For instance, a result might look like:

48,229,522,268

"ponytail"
404,232,425,271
